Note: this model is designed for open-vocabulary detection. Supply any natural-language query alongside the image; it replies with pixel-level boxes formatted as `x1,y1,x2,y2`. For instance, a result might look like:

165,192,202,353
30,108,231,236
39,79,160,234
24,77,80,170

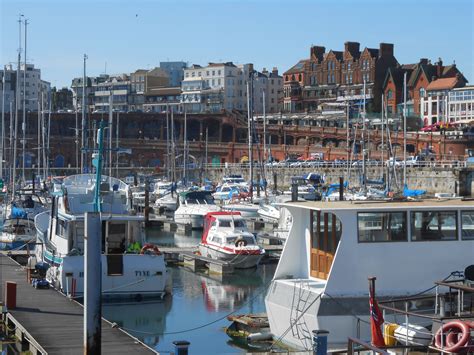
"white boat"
153,181,173,199
0,218,36,250
265,199,474,350
153,192,178,213
33,174,168,299
0,192,48,250
222,175,248,187
257,204,280,223
283,184,319,201
174,190,220,229
222,202,260,219
198,212,265,268
212,183,242,201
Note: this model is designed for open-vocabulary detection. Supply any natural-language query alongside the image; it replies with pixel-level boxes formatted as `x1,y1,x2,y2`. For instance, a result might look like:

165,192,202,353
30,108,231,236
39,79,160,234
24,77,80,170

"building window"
358,212,407,242
420,87,426,98
212,70,215,76
298,74,302,81
348,62,352,70
218,79,221,85
218,70,221,75
387,89,393,99
331,74,335,83
411,211,457,241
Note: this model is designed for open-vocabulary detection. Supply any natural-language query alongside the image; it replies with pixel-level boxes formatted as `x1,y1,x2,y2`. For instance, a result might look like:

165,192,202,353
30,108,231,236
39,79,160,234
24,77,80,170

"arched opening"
187,120,201,141
54,155,65,168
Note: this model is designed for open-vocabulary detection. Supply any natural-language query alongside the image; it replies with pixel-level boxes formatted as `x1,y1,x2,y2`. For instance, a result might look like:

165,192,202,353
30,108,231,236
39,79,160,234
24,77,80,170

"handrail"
347,337,389,355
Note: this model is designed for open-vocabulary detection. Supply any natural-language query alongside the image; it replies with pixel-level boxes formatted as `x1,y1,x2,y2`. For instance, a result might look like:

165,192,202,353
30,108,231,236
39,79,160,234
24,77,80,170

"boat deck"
0,254,156,354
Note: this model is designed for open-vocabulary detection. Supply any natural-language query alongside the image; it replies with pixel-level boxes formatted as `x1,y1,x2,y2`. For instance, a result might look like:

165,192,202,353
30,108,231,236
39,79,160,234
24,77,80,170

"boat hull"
36,248,168,299
174,213,205,229
198,244,263,269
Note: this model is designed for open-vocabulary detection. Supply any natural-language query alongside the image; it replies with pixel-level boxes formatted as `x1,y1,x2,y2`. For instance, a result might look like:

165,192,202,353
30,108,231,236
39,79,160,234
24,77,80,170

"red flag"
369,284,385,347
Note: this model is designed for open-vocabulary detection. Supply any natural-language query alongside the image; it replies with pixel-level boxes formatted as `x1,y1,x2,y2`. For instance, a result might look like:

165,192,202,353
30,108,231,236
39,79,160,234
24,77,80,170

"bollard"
291,182,298,202
273,173,277,192
173,340,190,355
5,281,17,309
312,329,329,355
339,177,344,201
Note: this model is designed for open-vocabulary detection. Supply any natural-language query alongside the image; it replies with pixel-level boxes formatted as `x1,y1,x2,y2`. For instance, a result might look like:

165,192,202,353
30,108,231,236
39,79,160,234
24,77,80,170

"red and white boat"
198,212,265,269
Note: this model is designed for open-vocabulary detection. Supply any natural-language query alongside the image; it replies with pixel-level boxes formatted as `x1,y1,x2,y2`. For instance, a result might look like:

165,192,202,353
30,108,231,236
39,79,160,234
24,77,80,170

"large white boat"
283,184,319,201
198,212,265,268
265,199,474,350
34,174,168,299
174,190,220,229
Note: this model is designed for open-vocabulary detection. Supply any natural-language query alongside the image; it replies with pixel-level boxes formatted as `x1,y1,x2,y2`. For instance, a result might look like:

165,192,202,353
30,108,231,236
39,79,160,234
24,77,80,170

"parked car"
385,157,403,167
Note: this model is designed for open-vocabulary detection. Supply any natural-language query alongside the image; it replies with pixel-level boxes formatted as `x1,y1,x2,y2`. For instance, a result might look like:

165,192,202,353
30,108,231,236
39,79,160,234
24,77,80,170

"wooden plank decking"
0,254,157,354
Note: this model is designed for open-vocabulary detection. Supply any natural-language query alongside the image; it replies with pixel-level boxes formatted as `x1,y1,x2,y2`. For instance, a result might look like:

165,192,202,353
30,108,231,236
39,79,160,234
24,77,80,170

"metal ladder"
289,280,313,350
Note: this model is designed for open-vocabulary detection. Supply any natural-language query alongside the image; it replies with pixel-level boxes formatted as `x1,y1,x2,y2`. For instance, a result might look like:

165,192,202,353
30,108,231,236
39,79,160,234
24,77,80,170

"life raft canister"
434,320,473,353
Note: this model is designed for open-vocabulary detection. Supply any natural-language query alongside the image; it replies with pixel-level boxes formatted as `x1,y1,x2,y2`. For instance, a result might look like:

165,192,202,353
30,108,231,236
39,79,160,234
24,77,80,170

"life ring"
140,243,161,255
434,320,472,353
235,238,247,248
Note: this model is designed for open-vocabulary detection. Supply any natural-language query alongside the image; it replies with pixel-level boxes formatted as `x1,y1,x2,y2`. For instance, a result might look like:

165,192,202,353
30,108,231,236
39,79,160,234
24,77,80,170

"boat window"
461,211,474,240
226,236,255,245
219,220,232,227
311,211,342,252
56,219,70,239
211,236,222,244
233,220,246,228
411,211,457,241
358,212,407,242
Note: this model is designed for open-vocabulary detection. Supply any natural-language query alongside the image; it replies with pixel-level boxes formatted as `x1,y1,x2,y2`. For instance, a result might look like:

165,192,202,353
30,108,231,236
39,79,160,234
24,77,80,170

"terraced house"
283,41,398,113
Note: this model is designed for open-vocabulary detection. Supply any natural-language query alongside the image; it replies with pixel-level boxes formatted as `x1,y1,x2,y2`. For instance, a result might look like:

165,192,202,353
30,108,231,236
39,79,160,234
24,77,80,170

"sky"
1,0,473,88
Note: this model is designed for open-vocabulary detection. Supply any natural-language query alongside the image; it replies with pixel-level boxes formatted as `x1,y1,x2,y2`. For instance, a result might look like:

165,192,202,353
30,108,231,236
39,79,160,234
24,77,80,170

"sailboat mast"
346,101,350,177
183,104,187,185
1,66,5,180
81,54,87,173
246,77,253,202
171,109,175,187
108,90,113,179
381,93,384,165
115,111,119,177
22,18,27,183
13,14,22,198
37,94,40,178
403,71,407,188
166,104,170,181
361,79,367,193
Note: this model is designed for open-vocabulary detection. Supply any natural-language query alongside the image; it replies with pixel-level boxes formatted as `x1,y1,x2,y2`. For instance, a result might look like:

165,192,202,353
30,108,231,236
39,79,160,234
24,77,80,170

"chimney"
262,67,268,75
379,43,394,58
310,46,326,60
248,63,254,73
436,58,443,78
420,58,429,65
272,67,278,76
344,42,360,56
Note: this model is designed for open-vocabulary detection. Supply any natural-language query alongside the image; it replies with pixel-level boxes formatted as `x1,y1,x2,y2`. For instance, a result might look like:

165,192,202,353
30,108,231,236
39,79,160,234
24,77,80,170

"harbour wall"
195,167,466,195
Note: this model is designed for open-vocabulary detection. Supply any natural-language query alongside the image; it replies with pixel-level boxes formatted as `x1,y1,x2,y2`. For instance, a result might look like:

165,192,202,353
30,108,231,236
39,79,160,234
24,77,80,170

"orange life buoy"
140,243,161,255
434,320,472,353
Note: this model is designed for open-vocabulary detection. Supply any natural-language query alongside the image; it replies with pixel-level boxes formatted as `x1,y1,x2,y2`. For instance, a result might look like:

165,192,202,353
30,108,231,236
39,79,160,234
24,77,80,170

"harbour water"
101,228,277,354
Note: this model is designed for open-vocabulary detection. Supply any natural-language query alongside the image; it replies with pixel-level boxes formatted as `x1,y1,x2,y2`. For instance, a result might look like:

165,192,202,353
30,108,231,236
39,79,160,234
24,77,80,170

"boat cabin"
274,199,474,296
201,212,256,246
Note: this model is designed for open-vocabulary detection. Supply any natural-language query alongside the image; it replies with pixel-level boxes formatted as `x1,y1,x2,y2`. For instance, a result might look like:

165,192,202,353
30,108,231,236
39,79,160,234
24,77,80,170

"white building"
0,64,50,112
448,85,474,123
181,62,282,114
420,76,465,126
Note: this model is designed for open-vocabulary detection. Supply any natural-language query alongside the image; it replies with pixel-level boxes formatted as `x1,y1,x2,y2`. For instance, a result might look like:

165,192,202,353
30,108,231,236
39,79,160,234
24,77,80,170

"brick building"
283,41,398,113
382,58,467,121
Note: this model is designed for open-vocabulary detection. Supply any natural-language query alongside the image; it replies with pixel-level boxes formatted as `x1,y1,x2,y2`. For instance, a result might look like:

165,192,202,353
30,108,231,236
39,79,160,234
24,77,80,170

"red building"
283,41,398,113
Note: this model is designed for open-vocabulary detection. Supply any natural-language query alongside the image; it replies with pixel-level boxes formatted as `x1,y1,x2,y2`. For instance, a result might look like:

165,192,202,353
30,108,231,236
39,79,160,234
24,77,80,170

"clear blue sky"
1,0,473,88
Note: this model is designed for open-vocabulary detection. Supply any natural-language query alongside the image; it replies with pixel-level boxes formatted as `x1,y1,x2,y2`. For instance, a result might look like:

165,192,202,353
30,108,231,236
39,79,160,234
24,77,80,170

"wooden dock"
0,254,157,355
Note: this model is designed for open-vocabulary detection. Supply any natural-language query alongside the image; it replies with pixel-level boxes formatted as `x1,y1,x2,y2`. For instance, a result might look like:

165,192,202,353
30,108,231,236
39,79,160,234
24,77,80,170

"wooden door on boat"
310,211,341,280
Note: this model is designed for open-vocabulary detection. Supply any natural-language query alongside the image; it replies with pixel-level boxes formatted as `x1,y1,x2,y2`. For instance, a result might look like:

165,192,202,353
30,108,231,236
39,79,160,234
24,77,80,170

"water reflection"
102,297,172,347
101,228,277,354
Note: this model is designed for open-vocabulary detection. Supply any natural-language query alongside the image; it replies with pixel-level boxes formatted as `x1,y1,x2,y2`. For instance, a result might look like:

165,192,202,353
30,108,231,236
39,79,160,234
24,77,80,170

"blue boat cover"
403,184,426,197
11,206,27,219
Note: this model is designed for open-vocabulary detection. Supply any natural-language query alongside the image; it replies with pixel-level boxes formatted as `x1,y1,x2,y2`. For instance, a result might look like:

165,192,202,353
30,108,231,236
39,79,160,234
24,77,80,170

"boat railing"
377,279,474,351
